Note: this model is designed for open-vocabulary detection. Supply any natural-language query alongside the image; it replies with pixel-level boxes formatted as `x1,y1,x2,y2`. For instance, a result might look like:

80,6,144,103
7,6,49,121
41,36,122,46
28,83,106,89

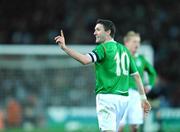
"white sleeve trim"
130,71,139,76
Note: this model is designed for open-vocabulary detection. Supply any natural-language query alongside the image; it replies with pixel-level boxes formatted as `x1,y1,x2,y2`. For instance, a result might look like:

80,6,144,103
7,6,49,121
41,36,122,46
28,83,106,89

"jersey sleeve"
130,56,138,75
143,56,157,87
127,50,138,76
88,44,105,62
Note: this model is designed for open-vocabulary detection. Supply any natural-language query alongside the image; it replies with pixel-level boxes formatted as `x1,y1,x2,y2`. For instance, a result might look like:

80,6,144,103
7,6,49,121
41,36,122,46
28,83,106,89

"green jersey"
88,41,138,95
129,54,157,90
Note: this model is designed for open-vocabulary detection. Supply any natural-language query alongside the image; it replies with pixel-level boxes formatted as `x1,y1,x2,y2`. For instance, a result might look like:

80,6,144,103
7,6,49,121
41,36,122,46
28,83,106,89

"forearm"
62,46,92,65
134,73,146,97
134,73,151,114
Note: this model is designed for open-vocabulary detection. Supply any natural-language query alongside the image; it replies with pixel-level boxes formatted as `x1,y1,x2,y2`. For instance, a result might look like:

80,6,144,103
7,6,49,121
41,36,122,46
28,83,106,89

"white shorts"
96,94,129,131
120,89,143,125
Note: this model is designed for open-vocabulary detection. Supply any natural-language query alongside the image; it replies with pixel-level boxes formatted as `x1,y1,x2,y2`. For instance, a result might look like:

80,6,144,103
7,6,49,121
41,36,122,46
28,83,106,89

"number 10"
114,52,130,76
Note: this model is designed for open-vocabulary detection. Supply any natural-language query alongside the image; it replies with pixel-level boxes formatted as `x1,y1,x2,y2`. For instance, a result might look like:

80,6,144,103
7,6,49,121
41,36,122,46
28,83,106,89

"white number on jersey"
114,52,130,76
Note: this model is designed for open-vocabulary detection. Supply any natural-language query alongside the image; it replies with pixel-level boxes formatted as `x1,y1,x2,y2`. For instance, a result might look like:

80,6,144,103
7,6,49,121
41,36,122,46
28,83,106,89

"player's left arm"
133,73,151,114
129,52,146,98
129,52,151,114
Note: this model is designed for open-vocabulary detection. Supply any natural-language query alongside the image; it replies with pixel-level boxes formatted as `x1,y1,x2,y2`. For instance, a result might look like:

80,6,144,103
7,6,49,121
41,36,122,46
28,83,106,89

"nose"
94,31,96,35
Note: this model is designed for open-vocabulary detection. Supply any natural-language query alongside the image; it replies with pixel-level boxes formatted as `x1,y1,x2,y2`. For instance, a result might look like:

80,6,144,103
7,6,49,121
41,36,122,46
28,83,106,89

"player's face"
125,36,140,55
94,24,108,43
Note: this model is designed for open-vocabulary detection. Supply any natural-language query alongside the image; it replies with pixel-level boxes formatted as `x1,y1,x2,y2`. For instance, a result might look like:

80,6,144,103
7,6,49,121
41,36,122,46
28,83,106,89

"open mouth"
96,36,99,40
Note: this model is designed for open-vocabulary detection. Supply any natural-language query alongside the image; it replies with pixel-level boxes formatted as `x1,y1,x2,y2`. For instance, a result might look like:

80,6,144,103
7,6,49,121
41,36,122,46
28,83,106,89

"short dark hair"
96,19,116,38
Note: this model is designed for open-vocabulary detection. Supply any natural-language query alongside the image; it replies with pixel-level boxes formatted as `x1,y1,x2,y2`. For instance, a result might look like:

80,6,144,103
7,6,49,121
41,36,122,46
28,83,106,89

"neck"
104,36,114,43
132,52,135,56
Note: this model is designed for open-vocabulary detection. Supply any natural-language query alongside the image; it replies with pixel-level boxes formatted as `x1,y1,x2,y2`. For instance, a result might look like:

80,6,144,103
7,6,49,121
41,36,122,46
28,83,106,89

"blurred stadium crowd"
0,0,180,76
0,0,179,46
0,0,180,130
0,67,95,129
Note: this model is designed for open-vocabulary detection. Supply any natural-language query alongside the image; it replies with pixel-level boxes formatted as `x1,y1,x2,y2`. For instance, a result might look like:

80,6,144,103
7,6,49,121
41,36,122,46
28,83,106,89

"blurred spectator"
6,98,22,128
0,0,179,46
23,94,45,129
0,107,5,130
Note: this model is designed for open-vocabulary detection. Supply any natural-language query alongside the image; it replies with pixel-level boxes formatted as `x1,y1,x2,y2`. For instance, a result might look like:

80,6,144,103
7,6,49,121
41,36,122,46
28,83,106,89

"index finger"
60,30,64,37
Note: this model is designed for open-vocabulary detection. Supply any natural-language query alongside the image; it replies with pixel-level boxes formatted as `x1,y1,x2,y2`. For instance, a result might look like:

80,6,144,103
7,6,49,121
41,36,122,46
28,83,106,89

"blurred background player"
55,19,151,132
118,31,157,132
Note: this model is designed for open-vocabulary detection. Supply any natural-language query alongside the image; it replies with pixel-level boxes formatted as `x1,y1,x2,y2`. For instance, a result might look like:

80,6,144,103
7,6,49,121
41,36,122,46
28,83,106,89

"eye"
96,28,100,31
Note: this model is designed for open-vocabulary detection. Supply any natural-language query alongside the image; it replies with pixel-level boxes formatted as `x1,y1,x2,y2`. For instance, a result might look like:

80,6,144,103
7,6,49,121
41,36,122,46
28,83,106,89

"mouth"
95,36,99,40
132,51,136,55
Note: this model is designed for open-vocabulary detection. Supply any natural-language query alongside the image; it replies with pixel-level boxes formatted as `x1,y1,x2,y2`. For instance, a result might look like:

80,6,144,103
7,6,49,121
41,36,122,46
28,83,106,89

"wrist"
61,45,67,51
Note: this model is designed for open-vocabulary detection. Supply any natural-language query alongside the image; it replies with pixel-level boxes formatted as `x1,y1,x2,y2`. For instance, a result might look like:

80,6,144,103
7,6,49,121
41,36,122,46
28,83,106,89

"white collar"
105,39,116,43
134,53,139,57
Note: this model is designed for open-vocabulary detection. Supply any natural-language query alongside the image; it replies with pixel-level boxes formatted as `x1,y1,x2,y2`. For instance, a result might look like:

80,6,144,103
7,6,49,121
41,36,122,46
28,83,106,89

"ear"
124,42,128,46
106,30,111,36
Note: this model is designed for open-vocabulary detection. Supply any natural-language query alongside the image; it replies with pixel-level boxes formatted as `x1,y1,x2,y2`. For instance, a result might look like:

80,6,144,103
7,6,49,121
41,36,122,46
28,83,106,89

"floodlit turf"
2,127,99,132
2,125,180,132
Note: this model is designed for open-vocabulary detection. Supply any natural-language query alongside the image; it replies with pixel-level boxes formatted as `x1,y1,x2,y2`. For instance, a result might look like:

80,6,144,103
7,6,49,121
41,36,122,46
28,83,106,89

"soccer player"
54,19,151,132
118,31,157,132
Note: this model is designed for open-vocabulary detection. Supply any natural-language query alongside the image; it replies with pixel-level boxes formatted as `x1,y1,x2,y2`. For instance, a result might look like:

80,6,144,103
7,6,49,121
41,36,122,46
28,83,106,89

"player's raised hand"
54,30,66,49
142,99,151,116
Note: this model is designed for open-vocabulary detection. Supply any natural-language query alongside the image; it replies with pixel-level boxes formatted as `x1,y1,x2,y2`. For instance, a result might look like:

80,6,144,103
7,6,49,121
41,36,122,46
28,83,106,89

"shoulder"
94,43,105,51
111,42,128,51
135,54,149,63
136,54,145,59
102,41,117,50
